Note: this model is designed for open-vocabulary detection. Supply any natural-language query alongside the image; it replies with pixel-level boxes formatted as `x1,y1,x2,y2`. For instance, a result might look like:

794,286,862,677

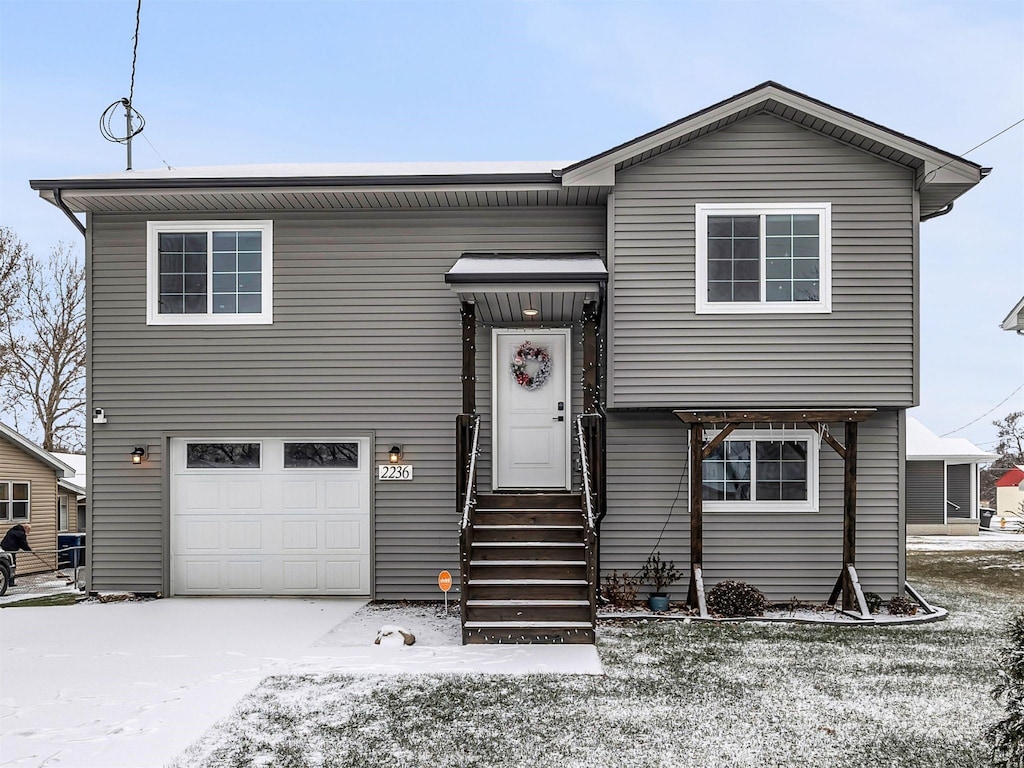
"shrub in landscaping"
988,609,1024,768
863,591,883,614
602,571,640,608
706,580,771,618
887,595,918,616
639,553,684,594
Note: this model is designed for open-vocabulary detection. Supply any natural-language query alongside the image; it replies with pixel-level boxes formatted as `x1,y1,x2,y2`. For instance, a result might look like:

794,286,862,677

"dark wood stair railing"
456,413,601,644
456,413,481,638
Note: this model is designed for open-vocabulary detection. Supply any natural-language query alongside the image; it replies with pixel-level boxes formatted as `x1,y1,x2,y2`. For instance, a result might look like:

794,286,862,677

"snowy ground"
0,598,600,768
3,536,1021,768
170,540,1022,768
907,529,1024,551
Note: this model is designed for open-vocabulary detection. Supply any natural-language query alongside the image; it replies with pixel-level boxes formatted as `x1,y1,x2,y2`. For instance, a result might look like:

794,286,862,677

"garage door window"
284,442,359,469
186,443,261,469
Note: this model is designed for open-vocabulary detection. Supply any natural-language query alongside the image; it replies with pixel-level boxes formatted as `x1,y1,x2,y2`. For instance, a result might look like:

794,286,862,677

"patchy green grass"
0,593,80,608
908,545,1024,598
174,547,1024,768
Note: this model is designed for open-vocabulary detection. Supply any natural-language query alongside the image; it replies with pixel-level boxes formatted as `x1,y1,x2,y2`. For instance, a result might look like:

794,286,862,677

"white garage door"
170,437,371,596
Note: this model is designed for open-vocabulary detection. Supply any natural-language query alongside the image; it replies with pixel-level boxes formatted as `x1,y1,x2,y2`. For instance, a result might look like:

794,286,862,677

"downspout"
920,202,954,222
53,189,86,237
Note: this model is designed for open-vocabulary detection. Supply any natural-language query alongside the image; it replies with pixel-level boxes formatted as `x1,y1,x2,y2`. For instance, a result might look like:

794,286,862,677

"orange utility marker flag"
438,570,453,613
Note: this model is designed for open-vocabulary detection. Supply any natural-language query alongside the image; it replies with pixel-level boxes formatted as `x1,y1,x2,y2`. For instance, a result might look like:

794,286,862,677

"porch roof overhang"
673,408,877,425
445,253,607,324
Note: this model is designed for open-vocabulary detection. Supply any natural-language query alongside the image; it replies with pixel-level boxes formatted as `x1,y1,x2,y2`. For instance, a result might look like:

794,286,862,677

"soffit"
38,185,609,214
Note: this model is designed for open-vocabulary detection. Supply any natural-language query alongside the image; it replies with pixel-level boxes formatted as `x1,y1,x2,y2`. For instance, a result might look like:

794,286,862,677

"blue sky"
1,0,1022,448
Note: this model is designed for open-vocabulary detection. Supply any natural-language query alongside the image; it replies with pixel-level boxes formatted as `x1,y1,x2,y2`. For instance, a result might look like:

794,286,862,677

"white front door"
493,329,571,490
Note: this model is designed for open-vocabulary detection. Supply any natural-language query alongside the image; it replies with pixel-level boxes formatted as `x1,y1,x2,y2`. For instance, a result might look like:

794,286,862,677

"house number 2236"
378,464,413,480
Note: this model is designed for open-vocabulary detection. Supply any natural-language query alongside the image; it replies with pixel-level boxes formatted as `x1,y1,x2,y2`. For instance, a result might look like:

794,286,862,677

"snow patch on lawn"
907,532,1024,551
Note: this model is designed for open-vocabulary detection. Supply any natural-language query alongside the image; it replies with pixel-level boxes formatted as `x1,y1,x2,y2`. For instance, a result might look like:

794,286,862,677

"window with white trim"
702,430,819,512
695,203,831,314
0,481,30,522
147,221,273,325
58,494,69,532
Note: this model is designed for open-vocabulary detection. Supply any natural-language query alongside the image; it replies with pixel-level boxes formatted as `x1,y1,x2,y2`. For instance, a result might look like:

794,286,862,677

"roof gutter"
53,188,86,238
921,202,954,222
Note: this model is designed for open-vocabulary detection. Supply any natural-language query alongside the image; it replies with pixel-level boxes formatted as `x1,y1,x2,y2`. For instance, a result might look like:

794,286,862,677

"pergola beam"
674,408,875,424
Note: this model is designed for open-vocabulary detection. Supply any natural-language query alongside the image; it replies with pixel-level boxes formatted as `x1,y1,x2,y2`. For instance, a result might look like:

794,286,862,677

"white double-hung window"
702,429,820,512
147,221,273,325
695,203,831,314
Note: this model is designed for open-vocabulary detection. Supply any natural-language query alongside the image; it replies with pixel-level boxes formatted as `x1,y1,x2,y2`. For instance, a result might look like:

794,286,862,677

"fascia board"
1000,296,1024,330
0,424,74,477
561,84,982,187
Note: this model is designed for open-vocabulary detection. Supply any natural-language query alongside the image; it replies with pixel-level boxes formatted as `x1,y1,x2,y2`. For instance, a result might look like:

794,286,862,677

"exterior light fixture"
523,307,539,317
388,445,403,463
131,447,147,464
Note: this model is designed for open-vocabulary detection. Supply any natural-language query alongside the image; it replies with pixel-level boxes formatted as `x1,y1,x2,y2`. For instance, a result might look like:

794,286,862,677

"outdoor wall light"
522,307,539,317
131,447,147,465
388,445,403,463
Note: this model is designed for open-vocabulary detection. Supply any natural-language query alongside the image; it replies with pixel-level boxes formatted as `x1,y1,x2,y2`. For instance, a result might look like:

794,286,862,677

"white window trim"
58,494,69,532
695,202,832,315
146,220,273,325
703,429,820,513
0,480,31,522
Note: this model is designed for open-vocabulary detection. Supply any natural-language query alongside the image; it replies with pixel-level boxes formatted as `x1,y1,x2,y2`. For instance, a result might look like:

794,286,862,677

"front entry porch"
446,253,606,644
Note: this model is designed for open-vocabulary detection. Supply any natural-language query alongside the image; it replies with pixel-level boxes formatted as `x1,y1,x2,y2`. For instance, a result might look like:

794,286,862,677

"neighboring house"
995,466,1024,517
51,452,87,534
1000,296,1024,333
31,82,987,641
905,416,997,536
0,423,75,575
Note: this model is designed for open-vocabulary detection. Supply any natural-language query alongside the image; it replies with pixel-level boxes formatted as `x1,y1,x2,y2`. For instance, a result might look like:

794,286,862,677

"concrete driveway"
0,598,365,768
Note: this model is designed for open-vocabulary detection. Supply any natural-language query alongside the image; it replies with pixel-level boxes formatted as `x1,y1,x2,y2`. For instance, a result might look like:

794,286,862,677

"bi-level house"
32,83,985,642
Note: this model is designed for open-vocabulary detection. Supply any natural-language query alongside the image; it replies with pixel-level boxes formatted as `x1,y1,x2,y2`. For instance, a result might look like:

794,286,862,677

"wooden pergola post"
687,422,703,609
841,421,858,611
460,301,476,415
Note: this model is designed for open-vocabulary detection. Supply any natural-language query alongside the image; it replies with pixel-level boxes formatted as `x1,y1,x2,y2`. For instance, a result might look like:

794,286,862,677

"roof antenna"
99,0,145,170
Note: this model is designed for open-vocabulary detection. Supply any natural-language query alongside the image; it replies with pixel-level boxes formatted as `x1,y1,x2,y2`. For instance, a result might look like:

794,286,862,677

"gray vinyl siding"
88,207,605,597
601,409,902,602
946,463,973,519
608,113,916,408
905,461,945,525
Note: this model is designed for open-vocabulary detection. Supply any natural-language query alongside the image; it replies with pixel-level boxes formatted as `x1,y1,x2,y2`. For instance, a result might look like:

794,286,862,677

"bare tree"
0,227,28,369
0,242,86,451
994,411,1024,466
981,411,1024,505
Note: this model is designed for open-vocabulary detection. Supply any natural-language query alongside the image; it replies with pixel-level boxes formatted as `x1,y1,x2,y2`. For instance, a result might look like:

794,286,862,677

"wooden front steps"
463,493,595,644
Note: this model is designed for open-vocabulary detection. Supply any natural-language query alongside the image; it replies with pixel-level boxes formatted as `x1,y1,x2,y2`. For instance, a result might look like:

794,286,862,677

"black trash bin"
980,508,995,530
57,533,86,568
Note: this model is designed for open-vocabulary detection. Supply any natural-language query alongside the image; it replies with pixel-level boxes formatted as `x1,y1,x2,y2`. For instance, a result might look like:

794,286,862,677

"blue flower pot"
648,594,670,613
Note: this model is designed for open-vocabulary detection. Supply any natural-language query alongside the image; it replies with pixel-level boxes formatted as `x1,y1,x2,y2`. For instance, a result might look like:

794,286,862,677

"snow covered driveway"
0,598,602,768
1,598,362,768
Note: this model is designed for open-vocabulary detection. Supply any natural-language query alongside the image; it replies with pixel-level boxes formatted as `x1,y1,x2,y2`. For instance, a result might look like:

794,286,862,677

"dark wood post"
687,422,704,609
460,301,476,415
842,420,858,611
582,301,598,414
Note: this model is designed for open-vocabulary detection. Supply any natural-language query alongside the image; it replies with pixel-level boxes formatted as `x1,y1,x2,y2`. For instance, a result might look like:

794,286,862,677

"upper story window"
702,430,819,512
695,203,831,314
147,221,273,325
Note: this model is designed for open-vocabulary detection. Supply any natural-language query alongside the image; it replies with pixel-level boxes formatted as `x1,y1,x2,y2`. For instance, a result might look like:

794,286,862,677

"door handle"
553,416,564,422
